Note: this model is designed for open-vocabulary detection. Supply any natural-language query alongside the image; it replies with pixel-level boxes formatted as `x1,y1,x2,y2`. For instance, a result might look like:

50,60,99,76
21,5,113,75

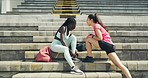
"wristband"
92,35,95,38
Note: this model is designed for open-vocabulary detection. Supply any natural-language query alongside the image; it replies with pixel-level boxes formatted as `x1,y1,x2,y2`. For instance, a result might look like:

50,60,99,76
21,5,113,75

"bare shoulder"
59,26,66,33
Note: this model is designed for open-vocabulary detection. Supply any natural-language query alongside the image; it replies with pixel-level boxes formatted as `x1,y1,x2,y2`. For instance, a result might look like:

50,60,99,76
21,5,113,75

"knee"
63,47,71,57
85,37,90,42
63,47,69,52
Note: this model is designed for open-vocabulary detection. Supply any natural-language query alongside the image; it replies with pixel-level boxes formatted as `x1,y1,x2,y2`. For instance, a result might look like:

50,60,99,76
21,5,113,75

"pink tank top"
93,24,114,45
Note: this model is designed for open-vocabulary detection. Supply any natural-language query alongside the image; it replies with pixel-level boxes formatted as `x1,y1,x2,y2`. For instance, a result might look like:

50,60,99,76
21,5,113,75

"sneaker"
82,56,94,63
72,57,81,62
70,66,84,75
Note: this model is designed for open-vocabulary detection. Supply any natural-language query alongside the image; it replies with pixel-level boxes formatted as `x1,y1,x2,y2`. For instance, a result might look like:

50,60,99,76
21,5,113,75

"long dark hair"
55,17,76,37
62,17,76,31
88,13,108,32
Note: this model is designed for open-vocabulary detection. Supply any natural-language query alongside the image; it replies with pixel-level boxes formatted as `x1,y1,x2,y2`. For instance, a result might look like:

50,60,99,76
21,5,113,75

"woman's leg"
67,34,77,54
51,44,75,67
85,37,101,57
51,40,83,74
108,53,132,78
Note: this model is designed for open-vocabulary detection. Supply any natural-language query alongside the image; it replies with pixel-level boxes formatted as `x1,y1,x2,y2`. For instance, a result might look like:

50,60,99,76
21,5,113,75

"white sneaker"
72,57,81,62
70,66,84,75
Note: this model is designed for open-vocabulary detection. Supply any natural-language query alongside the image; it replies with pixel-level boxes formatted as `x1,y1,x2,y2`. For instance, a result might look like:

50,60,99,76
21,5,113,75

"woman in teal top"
50,17,83,75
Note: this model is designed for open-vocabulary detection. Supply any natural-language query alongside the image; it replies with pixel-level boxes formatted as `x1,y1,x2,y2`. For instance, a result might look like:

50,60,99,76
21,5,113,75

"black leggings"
98,41,116,55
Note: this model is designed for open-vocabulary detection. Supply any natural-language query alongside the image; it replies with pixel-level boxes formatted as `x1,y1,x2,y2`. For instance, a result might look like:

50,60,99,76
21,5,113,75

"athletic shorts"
98,41,116,55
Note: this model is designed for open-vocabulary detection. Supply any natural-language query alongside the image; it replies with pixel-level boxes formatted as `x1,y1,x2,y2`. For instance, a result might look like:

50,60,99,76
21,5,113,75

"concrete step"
25,51,108,61
0,35,147,43
77,0,148,1
0,14,58,18
56,3,77,5
12,72,122,78
59,0,75,1
1,22,148,27
17,4,54,7
13,8,53,11
0,22,64,26
54,7,79,10
6,12,52,15
55,5,78,7
82,12,148,16
81,12,148,16
0,15,148,23
10,8,53,13
80,8,148,14
57,0,76,2
14,7,53,9
38,26,148,31
0,61,147,72
25,0,54,2
53,14,80,18
2,25,147,31
0,49,147,61
32,36,148,43
0,14,148,22
25,0,56,1
0,43,148,50
11,1,56,14
77,0,147,2
25,0,56,2
25,50,148,61
22,2,56,4
53,10,80,13
77,0,148,15
78,4,148,7
77,1,148,5
0,26,38,31
80,7,148,10
78,1,148,3
11,7,53,14
56,1,77,4
57,1,76,3
0,31,148,37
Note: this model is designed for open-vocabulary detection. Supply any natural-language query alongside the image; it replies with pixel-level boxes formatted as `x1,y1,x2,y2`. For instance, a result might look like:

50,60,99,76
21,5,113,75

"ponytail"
88,13,108,32
94,13,99,23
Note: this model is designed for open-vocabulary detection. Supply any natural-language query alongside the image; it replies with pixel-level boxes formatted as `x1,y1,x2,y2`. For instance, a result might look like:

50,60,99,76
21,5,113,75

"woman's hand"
75,51,79,57
69,49,78,58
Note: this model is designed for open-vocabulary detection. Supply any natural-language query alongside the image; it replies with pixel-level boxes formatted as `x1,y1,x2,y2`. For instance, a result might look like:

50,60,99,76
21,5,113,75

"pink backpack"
35,46,53,62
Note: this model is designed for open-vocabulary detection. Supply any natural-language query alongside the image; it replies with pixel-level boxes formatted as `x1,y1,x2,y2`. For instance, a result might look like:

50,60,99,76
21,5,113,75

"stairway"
53,0,80,18
6,0,148,16
0,0,148,78
77,0,148,16
7,0,56,14
0,15,148,78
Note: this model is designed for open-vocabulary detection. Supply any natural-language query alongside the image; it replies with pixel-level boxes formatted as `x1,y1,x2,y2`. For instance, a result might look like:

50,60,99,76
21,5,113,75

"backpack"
76,43,86,52
35,46,53,62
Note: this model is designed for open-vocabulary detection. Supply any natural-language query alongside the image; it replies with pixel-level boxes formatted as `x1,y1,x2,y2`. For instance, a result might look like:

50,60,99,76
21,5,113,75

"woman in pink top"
83,14,132,78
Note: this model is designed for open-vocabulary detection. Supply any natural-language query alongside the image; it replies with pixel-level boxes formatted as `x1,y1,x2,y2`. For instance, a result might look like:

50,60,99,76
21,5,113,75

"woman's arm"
87,29,102,41
59,26,67,46
93,29,102,40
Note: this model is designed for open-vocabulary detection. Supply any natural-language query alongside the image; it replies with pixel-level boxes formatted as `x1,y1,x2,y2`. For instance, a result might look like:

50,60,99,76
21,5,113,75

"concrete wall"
0,0,1,13
1,0,10,13
1,0,24,14
10,0,24,11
